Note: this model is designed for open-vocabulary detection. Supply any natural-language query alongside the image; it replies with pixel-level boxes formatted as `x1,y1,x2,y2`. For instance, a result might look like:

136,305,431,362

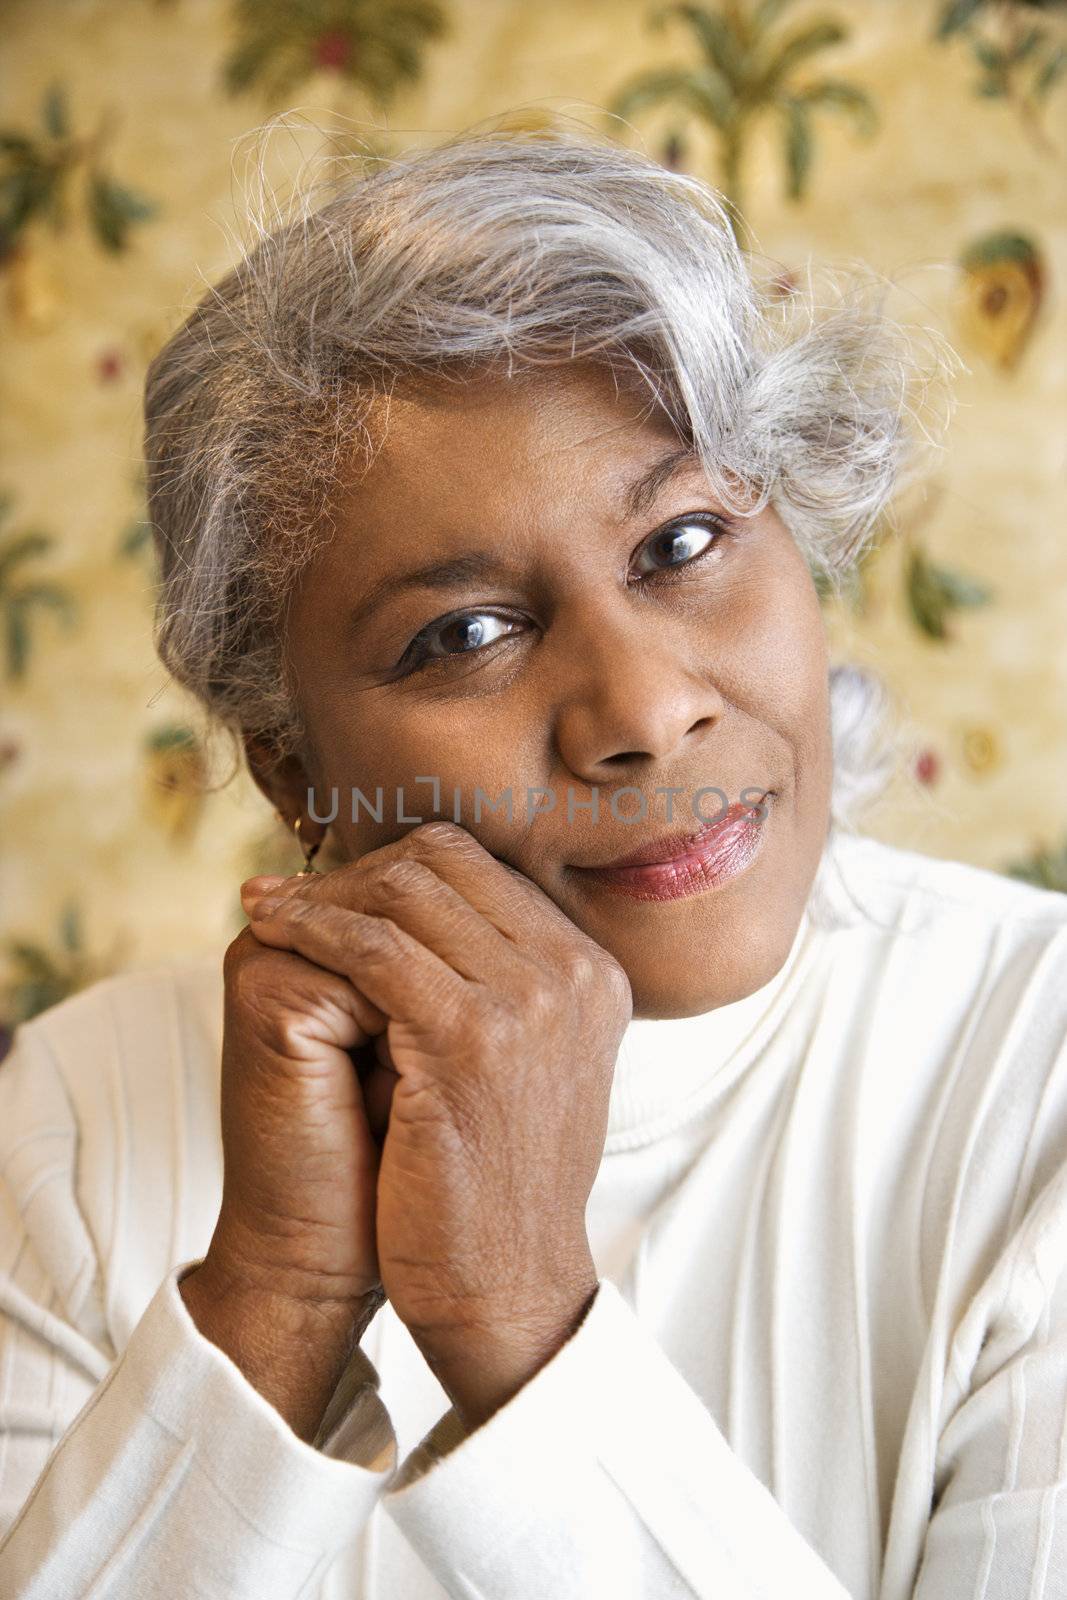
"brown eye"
632,514,729,577
402,611,523,670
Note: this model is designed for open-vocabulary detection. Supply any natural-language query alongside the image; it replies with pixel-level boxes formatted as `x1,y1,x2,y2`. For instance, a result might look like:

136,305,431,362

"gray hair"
143,118,960,834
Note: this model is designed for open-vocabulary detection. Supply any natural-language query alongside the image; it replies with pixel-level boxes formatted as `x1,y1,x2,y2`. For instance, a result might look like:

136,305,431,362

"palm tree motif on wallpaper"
222,0,449,107
0,494,77,683
607,0,878,244
935,0,1067,158
811,500,993,647
0,85,158,330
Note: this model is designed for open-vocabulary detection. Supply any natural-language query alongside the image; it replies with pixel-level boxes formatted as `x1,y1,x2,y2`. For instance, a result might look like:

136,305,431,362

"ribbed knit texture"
2,829,1067,1598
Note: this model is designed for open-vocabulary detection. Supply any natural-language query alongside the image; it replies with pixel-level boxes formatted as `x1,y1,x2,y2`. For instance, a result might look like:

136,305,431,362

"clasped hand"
192,820,633,1435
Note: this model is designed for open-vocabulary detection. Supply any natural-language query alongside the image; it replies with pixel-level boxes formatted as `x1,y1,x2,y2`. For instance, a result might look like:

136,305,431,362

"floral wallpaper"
2,0,1066,1045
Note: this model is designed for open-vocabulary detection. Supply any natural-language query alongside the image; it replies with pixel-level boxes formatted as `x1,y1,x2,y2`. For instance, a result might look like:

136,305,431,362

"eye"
631,512,732,578
393,510,735,677
399,610,524,671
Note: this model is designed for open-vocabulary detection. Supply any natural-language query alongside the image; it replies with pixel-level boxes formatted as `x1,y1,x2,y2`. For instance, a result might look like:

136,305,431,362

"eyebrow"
345,444,705,634
623,444,703,520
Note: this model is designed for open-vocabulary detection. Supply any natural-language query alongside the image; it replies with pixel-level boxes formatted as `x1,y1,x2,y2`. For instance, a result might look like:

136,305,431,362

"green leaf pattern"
0,1,1064,1044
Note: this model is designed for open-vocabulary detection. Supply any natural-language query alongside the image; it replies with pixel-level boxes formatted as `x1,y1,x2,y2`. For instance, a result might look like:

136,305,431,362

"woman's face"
274,362,833,1019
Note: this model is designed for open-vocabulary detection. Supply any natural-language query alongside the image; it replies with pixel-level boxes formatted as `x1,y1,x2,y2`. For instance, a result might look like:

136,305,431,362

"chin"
627,968,754,1023
619,902,800,1022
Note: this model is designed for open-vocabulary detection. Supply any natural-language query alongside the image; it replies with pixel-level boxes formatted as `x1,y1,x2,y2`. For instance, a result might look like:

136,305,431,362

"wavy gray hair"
143,119,958,838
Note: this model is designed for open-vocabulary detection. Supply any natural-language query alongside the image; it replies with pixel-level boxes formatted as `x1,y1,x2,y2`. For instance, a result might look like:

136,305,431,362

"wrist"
179,1259,384,1443
415,1270,600,1433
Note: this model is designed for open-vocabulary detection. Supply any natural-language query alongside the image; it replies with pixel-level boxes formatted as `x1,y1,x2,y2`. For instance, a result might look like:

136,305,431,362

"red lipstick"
569,793,771,902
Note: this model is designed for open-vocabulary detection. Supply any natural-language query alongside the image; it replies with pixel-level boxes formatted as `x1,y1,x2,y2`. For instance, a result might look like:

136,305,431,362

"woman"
1,126,1066,1600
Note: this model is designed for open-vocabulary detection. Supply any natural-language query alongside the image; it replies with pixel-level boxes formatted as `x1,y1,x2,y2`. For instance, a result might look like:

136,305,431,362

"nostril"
602,750,650,766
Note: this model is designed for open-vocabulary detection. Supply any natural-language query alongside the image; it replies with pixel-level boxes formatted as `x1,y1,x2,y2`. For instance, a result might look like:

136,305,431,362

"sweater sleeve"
0,1021,399,1600
382,1274,854,1599
909,1156,1067,1598
382,1156,1067,1600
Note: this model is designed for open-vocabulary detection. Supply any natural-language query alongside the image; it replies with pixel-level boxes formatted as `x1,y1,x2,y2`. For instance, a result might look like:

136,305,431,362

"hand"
179,915,390,1441
243,820,633,1428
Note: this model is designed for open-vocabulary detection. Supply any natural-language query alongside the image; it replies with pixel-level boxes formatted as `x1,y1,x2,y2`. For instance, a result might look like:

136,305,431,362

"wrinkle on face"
272,360,833,1018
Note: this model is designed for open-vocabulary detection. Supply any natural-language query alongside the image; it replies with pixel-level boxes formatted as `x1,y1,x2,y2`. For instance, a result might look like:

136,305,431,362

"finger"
246,893,469,1030
398,823,596,964
331,855,519,983
230,934,391,1043
247,852,528,987
279,822,580,958
241,874,288,895
241,874,302,912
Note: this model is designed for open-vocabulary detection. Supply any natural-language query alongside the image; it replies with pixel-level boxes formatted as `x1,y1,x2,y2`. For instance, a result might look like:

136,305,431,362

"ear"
242,733,327,849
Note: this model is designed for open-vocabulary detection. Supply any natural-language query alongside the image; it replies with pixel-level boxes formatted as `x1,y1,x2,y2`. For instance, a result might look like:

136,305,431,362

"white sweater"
2,828,1067,1599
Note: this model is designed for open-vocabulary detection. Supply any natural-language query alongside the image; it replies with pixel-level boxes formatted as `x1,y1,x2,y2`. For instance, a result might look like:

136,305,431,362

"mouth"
566,791,773,902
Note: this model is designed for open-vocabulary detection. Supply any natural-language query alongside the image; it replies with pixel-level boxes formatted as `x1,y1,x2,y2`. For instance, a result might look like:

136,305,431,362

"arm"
236,830,1067,1599
383,1157,1067,1600
383,1274,854,1600
904,1155,1067,1598
0,1020,398,1600
240,828,855,1597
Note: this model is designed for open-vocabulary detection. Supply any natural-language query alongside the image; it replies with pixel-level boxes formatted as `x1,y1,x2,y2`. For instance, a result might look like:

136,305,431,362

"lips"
570,792,772,873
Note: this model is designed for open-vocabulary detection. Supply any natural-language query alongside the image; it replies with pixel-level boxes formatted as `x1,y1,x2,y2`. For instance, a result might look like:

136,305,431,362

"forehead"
342,362,684,518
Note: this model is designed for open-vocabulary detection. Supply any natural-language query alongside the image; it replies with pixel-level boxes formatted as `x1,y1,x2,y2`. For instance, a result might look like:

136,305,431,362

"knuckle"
276,888,311,922
597,954,634,1024
605,954,633,1002
224,928,266,993
564,950,600,993
363,855,432,897
223,926,256,979
350,912,405,960
267,1007,315,1059
530,986,560,1027
409,819,474,853
224,950,331,1059
589,939,629,990
560,942,632,1026
467,990,519,1054
510,966,559,1024
250,999,310,1062
224,943,285,1020
255,998,308,1062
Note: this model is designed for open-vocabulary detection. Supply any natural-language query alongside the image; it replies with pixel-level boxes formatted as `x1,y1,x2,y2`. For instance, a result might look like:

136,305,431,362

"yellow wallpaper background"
1,0,1065,1035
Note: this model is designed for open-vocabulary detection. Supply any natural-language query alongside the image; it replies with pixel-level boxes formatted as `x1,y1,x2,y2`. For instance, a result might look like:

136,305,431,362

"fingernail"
249,895,285,921
241,875,286,900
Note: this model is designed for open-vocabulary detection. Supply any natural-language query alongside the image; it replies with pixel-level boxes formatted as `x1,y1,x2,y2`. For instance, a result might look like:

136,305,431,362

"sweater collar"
603,902,817,1153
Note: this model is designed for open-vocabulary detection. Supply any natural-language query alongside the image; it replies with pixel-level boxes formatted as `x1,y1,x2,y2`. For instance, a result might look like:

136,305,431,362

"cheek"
722,551,829,732
306,696,534,856
777,537,827,654
719,565,831,820
764,582,833,811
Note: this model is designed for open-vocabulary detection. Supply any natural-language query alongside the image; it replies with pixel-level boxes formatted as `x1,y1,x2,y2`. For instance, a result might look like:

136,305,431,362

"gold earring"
294,815,323,875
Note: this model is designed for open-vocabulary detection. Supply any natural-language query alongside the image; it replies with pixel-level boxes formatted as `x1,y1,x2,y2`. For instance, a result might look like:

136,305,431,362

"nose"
551,601,724,782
